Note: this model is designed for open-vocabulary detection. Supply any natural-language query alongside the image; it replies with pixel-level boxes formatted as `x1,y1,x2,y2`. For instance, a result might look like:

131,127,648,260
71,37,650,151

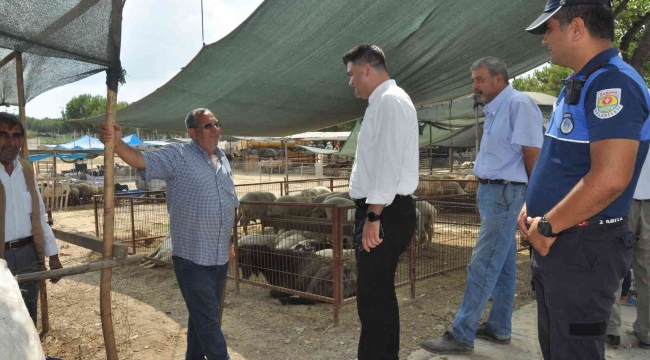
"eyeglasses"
200,121,221,130
0,131,23,140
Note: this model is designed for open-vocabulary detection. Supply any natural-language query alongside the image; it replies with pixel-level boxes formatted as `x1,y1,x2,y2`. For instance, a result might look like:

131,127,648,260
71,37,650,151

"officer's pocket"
560,318,608,339
575,234,599,272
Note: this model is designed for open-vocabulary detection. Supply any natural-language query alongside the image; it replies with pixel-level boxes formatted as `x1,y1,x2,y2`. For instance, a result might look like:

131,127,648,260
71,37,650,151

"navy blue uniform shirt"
527,48,650,220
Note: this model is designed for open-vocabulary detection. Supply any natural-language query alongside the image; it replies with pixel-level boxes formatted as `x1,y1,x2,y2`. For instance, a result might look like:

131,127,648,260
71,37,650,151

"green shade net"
0,0,124,106
81,0,550,135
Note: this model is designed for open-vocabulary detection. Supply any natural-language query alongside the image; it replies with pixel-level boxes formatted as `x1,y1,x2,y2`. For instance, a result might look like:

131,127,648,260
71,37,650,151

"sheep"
298,189,319,200
298,187,332,200
440,181,465,195
290,239,332,253
312,192,334,204
237,244,356,303
141,232,172,268
322,197,355,222
266,195,312,217
314,248,356,258
415,181,444,197
238,191,277,235
463,175,478,193
275,233,307,250
415,201,438,246
236,234,278,248
324,192,352,201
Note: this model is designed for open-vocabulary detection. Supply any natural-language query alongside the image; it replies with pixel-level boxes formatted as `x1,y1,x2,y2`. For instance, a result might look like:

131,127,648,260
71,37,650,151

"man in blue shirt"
100,108,238,360
421,57,544,355
523,1,650,358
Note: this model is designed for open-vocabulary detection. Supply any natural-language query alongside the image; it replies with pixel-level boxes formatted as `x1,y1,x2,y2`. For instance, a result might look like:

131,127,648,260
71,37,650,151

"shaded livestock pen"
94,177,527,324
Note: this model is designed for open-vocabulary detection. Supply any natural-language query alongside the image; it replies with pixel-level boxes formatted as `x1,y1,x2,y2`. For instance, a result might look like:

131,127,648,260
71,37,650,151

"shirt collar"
483,85,513,116
575,47,619,77
0,159,22,176
188,139,222,159
368,79,396,105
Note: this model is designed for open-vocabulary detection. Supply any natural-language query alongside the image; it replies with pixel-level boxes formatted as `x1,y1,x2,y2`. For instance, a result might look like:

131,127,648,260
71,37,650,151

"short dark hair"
185,108,210,129
342,44,388,71
470,57,510,85
0,112,25,135
553,4,614,41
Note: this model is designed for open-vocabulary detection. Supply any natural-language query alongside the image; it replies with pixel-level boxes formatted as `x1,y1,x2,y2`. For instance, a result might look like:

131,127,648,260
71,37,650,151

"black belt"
5,236,34,250
477,178,526,186
569,217,627,231
354,194,412,208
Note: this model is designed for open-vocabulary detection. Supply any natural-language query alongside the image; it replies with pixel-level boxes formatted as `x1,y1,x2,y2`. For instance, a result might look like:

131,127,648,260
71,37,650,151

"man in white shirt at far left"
0,112,62,325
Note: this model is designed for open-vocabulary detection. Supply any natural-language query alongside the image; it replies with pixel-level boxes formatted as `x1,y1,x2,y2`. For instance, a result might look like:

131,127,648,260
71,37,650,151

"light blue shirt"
473,85,544,183
140,140,239,266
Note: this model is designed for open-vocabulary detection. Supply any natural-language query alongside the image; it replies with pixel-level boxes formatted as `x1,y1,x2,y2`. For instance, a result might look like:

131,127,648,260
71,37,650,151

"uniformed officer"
522,1,650,358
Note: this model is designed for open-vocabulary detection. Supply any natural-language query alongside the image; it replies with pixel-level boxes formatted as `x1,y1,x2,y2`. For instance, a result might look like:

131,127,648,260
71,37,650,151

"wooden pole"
16,255,144,282
100,85,118,360
14,51,50,334
15,53,29,160
0,51,16,70
475,104,480,161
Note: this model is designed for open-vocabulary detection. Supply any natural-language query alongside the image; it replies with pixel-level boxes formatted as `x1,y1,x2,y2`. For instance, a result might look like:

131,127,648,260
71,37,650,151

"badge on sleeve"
593,88,623,119
560,112,574,134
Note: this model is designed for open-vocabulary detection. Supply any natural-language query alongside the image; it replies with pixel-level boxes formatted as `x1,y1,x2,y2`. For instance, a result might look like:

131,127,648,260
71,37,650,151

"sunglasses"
200,121,221,130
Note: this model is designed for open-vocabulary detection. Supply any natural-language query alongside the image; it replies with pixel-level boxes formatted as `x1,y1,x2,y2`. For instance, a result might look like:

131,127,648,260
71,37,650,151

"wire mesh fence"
94,191,169,257
88,177,530,324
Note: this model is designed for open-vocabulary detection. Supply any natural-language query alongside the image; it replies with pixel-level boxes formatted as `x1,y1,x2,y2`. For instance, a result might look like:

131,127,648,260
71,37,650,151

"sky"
1,0,264,119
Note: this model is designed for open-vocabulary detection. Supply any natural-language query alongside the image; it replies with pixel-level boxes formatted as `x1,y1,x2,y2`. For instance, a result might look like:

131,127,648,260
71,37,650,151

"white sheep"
275,233,308,250
238,191,278,235
415,201,438,246
267,195,313,217
315,248,356,259
237,234,278,248
323,197,355,222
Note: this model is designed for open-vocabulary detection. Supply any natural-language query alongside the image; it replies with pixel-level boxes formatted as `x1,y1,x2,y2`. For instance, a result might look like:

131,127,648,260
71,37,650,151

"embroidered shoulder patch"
593,88,623,119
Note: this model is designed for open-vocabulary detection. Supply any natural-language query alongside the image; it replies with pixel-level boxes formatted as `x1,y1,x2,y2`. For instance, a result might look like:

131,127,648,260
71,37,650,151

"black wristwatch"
366,212,381,222
537,214,559,238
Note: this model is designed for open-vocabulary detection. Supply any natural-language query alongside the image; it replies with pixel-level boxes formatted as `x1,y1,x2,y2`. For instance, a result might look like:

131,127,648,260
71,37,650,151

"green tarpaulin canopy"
81,0,549,136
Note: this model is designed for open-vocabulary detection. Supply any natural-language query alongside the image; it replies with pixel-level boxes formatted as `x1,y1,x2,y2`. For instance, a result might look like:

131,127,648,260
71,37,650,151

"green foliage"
514,0,650,94
512,65,572,96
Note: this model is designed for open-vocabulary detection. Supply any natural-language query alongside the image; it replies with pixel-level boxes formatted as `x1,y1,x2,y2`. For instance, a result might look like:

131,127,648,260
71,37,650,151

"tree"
514,0,650,93
512,65,572,96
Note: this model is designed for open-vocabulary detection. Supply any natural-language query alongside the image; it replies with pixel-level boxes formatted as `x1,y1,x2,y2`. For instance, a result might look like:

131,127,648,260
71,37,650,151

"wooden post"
429,122,433,174
331,206,342,326
449,147,453,172
15,52,29,160
0,51,17,69
100,84,119,360
130,198,136,254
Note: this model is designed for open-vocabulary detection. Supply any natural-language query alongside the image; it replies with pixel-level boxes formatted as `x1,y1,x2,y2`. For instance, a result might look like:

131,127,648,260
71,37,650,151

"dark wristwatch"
537,214,559,237
366,212,381,222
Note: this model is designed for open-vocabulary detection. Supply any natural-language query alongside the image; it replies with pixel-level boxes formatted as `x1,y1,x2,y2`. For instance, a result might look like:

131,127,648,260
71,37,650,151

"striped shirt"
140,140,239,266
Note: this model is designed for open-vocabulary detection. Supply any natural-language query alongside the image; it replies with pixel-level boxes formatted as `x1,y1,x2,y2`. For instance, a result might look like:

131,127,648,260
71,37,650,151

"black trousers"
533,224,634,359
5,242,42,325
354,197,416,360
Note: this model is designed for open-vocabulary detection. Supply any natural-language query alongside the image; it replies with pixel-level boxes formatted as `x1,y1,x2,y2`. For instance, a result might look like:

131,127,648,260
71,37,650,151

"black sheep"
237,244,356,304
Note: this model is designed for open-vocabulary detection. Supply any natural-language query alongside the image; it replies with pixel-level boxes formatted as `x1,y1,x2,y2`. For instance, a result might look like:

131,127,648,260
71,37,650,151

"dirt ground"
40,230,535,360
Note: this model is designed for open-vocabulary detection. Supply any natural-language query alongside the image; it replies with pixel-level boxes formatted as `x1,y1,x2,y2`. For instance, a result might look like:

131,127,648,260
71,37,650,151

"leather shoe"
475,322,511,344
606,335,620,348
421,331,474,355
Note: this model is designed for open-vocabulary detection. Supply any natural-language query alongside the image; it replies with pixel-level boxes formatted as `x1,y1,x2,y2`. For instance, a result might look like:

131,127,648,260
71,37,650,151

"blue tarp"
29,153,90,162
46,134,170,150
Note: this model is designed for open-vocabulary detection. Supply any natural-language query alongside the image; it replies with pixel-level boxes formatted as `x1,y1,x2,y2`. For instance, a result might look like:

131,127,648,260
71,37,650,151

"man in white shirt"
607,150,650,349
343,43,419,360
0,112,62,325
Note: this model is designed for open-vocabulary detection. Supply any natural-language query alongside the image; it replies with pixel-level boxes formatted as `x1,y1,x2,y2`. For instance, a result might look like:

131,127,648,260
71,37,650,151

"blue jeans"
173,256,231,360
451,183,526,345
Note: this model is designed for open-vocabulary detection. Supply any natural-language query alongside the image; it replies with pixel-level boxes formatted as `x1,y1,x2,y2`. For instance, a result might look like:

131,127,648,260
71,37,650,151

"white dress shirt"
634,150,650,200
349,79,419,206
1,159,58,256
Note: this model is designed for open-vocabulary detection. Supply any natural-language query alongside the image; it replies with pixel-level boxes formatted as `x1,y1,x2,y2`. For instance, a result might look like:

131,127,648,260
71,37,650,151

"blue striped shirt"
140,140,239,266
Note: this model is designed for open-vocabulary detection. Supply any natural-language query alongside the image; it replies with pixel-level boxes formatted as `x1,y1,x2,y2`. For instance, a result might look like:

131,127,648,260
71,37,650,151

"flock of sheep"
143,177,477,302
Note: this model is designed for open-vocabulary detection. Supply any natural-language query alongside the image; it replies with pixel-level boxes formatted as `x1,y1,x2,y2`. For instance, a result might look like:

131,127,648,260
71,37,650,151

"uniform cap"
526,0,612,35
